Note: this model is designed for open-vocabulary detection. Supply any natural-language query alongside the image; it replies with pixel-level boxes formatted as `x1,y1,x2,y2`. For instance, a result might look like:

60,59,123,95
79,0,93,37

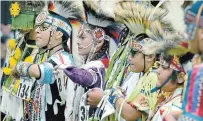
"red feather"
101,58,109,68
49,2,55,11
180,42,188,49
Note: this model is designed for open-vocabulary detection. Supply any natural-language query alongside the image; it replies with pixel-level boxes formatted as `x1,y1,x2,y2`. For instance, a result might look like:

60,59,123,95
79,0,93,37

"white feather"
163,1,186,34
99,0,120,18
52,1,83,19
87,13,113,27
148,0,166,20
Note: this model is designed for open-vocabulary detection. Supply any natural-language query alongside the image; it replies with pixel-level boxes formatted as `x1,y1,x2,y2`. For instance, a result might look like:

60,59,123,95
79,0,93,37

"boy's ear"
146,54,155,62
177,72,185,84
55,31,63,40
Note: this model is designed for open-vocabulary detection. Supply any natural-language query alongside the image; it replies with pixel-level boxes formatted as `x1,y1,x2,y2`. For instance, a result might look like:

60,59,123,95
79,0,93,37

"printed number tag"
56,70,69,102
56,71,65,93
79,92,89,121
80,106,87,121
16,78,33,100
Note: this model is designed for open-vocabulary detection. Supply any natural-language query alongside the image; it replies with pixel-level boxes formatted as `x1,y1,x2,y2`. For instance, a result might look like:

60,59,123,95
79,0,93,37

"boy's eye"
43,23,50,28
37,23,50,31
79,36,85,39
161,65,169,69
130,49,139,57
78,33,85,39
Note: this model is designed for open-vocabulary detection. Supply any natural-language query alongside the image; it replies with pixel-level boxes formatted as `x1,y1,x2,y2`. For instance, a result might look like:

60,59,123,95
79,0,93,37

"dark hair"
135,33,149,42
118,26,129,45
171,71,179,84
162,54,172,64
179,52,194,64
92,40,109,61
85,23,95,30
62,34,70,52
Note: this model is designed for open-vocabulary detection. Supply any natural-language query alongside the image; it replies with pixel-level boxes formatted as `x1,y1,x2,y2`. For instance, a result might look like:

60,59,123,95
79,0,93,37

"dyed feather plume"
85,0,121,18
17,1,46,13
82,1,124,43
156,40,193,66
113,1,186,56
83,0,115,28
114,1,180,52
150,0,187,56
114,1,172,37
48,1,83,21
157,41,189,56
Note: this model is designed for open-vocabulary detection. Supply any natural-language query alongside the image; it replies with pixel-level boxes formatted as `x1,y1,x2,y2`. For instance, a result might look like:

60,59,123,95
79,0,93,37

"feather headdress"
163,1,186,34
82,0,125,43
114,1,184,55
156,41,193,72
85,0,122,18
48,1,83,21
35,1,83,38
83,1,119,29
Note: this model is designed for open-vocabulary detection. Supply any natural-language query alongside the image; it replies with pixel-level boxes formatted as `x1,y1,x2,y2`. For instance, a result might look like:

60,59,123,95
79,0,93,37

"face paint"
36,23,51,31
